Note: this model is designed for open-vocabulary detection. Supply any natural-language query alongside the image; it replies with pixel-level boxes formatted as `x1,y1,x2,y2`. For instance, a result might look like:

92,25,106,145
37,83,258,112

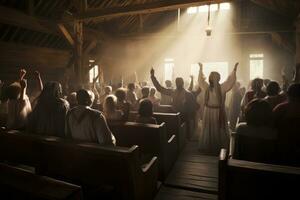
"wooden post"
177,8,181,32
74,20,83,87
73,0,87,88
139,14,144,33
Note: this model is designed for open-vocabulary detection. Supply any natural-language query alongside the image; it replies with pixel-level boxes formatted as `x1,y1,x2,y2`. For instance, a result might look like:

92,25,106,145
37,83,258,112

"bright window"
220,3,231,10
198,5,209,13
190,64,199,78
187,7,198,14
187,2,230,14
209,4,218,12
89,65,99,83
250,54,264,80
164,58,174,81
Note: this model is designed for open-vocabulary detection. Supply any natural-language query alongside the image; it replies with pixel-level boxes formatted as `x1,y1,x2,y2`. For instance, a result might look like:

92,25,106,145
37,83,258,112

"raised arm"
197,63,209,90
20,79,27,100
221,62,238,92
35,71,43,92
150,68,173,96
19,69,27,100
188,75,194,91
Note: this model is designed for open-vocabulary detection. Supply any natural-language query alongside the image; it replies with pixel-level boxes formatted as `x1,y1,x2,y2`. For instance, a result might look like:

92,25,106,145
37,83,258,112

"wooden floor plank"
164,142,219,193
155,186,217,200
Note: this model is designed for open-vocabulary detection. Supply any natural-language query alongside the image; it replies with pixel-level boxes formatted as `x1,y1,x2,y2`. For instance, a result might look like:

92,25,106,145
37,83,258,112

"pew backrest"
219,149,300,200
109,122,177,180
0,162,82,200
0,130,158,200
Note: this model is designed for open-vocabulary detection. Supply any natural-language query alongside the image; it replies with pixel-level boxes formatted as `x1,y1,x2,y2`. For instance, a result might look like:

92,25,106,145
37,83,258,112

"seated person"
126,83,138,107
148,87,160,106
115,88,130,121
135,99,157,124
99,85,112,104
138,86,150,103
6,69,32,130
234,99,277,163
27,81,69,138
67,92,77,109
264,81,286,110
241,78,266,113
66,89,115,145
273,83,300,166
103,95,123,122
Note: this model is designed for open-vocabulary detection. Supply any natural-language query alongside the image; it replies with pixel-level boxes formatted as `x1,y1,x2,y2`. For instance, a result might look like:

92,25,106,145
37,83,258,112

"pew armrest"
167,135,176,144
142,156,158,173
141,156,158,200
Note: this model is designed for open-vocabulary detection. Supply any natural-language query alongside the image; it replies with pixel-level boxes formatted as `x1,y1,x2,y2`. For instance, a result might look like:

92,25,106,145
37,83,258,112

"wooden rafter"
0,5,105,42
76,0,231,22
58,23,75,46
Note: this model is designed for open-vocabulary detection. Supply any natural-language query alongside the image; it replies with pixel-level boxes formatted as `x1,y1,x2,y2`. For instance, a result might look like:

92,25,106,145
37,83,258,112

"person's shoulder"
273,101,288,112
236,122,248,134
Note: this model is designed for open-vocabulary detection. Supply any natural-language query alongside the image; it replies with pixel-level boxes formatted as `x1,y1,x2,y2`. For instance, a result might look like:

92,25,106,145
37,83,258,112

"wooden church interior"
0,0,300,199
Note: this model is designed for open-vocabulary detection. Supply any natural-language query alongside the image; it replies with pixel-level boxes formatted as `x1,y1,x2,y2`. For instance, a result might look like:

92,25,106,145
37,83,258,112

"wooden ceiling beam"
0,42,71,69
77,0,231,22
58,23,75,46
0,5,105,42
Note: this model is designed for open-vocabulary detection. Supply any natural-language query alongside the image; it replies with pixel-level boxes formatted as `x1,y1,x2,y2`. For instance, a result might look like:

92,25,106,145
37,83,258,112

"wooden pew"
0,130,48,168
219,149,300,200
0,130,158,200
230,133,277,164
154,105,176,113
109,122,177,181
128,111,186,151
0,162,82,200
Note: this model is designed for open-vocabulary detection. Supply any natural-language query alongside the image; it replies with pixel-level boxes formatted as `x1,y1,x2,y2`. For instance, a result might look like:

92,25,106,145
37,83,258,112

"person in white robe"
198,62,238,155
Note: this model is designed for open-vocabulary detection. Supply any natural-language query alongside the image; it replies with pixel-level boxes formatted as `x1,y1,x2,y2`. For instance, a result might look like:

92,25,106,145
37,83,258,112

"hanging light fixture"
205,4,212,36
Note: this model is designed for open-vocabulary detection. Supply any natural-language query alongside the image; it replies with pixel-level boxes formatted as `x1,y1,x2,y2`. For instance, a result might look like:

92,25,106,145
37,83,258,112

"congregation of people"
0,63,300,167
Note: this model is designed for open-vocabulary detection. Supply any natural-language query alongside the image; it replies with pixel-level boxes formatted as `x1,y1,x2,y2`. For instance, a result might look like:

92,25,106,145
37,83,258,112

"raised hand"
150,68,155,76
234,62,239,71
34,70,41,78
198,62,203,71
19,69,26,80
20,79,27,89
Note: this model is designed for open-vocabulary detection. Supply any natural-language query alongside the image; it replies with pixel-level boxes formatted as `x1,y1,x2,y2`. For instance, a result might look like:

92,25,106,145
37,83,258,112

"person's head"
251,78,264,92
141,86,150,98
150,87,156,96
67,92,77,108
165,80,172,88
103,95,117,113
287,83,300,102
245,99,272,127
39,81,63,102
116,82,123,89
266,81,280,96
208,72,221,87
140,81,148,87
76,89,94,107
138,99,153,117
115,88,126,102
175,77,184,90
104,86,112,95
127,83,135,91
263,79,271,87
6,82,21,100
